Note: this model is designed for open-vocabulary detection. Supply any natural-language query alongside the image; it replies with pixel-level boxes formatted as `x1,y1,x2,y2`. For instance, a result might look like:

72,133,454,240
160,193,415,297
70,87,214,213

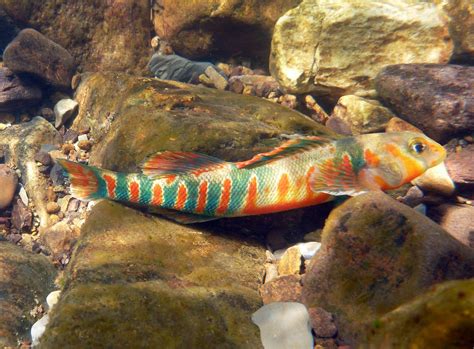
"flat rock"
330,95,396,135
270,0,452,99
0,163,18,209
375,64,474,143
429,204,474,248
151,0,302,63
0,117,62,227
302,192,474,345
40,200,266,347
3,28,75,89
72,72,335,173
0,67,42,111
259,275,302,304
1,2,152,75
54,98,78,128
0,240,56,347
362,280,474,348
445,144,474,191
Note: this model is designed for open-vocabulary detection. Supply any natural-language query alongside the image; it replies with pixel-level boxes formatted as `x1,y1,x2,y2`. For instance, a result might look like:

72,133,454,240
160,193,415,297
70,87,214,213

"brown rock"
385,117,422,133
41,221,78,258
308,307,338,338
314,338,338,349
151,0,302,63
429,204,474,248
229,75,281,97
11,198,32,232
1,2,152,75
375,64,474,143
0,67,41,111
445,144,474,190
46,201,60,214
259,274,302,304
0,164,18,209
3,29,76,89
278,245,303,275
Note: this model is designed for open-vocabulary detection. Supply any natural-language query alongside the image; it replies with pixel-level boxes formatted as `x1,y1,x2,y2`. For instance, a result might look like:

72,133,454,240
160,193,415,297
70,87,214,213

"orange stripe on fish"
216,178,232,214
129,181,140,203
243,176,258,213
196,181,208,213
152,183,163,205
364,149,380,167
103,174,116,198
277,173,290,202
175,184,187,210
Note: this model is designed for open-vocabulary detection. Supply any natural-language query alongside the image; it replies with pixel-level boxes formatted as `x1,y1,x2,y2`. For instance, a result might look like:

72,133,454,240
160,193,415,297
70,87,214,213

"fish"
57,131,446,224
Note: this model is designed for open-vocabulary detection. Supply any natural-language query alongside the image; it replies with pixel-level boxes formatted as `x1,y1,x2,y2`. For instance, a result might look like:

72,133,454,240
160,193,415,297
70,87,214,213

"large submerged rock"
72,72,335,172
270,0,452,99
0,240,56,347
0,0,153,75
376,64,474,143
151,0,302,63
302,192,474,344
40,201,266,348
0,66,42,111
362,280,474,348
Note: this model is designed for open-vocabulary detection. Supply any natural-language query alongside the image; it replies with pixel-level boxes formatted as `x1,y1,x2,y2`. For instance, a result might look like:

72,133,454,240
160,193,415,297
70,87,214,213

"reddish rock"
429,204,474,248
309,307,338,338
11,198,32,232
0,164,18,209
228,75,281,97
375,64,474,143
259,274,302,304
4,29,75,89
445,144,474,190
314,338,338,349
40,221,79,259
0,67,41,111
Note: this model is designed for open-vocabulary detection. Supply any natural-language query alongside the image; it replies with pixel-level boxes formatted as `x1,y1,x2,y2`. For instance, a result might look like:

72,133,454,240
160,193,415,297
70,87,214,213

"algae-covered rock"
40,201,266,348
0,240,56,347
362,280,474,349
72,72,335,172
270,0,452,99
302,192,474,345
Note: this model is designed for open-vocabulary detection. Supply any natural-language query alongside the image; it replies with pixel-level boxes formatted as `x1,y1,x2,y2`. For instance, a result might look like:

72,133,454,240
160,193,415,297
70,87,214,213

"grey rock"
54,98,78,128
0,67,42,111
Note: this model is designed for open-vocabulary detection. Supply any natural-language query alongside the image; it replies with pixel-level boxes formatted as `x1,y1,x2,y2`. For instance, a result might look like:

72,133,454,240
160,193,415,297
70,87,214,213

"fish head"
359,131,446,190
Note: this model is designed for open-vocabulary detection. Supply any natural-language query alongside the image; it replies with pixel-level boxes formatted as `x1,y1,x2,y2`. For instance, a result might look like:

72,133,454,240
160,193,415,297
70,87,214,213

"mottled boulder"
0,117,62,227
445,144,474,191
0,67,42,111
151,0,302,63
362,280,474,348
302,192,474,344
270,0,452,99
429,204,474,248
72,72,335,172
375,64,474,143
3,29,75,89
0,240,56,347
435,0,474,62
0,0,152,75
40,201,265,348
330,95,397,135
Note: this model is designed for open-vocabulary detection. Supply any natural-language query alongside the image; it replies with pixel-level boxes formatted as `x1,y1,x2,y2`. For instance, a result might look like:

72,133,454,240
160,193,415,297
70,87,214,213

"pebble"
19,185,29,206
260,275,303,304
264,263,278,284
77,139,92,151
204,66,228,90
46,201,60,214
297,242,322,260
308,307,338,338
252,302,313,349
278,246,303,276
412,162,455,196
54,98,78,129
0,164,18,209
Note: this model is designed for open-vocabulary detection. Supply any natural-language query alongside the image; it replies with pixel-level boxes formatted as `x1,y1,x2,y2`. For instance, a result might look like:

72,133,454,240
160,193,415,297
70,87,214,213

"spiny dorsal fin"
236,136,333,169
140,151,229,178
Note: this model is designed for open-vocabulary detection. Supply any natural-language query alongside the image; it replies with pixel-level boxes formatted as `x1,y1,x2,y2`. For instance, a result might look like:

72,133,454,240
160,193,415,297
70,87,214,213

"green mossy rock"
302,192,474,345
362,280,474,349
0,240,56,347
40,201,266,348
72,72,335,172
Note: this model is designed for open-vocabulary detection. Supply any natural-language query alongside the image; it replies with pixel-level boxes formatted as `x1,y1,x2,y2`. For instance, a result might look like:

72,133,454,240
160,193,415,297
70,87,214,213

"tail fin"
57,159,104,201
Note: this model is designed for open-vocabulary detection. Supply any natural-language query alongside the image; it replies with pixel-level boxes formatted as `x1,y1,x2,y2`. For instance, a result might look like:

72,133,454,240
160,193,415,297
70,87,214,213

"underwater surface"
0,0,473,348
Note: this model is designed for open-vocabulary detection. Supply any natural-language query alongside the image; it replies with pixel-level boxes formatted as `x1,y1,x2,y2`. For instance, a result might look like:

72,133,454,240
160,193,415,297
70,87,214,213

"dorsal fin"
236,136,332,169
140,151,229,178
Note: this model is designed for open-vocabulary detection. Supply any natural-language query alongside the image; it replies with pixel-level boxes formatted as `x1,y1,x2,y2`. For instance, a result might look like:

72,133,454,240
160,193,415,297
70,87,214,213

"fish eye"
410,140,426,154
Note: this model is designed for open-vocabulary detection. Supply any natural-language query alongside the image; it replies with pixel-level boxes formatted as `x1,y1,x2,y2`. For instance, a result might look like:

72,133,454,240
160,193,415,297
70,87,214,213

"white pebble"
297,242,322,260
77,134,88,142
46,290,61,310
252,302,313,349
31,314,49,347
19,185,29,206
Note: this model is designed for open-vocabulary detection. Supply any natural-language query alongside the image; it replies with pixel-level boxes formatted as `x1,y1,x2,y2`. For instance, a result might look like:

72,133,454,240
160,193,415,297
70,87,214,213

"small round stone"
46,201,60,214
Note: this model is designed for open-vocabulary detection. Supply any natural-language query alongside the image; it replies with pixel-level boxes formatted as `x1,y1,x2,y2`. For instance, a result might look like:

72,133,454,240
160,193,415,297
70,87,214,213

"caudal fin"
57,159,104,200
